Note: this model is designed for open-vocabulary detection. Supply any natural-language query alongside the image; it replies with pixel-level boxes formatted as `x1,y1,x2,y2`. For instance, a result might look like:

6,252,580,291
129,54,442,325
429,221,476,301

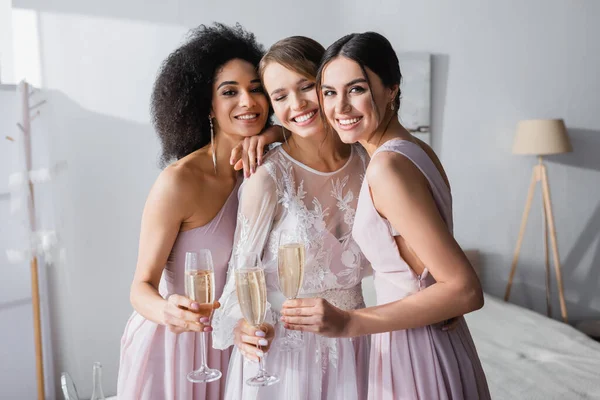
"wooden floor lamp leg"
542,191,552,317
505,166,538,301
540,165,568,323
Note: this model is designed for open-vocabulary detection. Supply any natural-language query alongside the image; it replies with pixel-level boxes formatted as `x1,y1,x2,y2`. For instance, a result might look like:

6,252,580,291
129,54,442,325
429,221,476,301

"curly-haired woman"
117,23,279,400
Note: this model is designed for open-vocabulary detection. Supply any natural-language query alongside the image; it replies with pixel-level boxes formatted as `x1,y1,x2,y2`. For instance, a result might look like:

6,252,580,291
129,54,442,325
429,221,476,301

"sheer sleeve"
212,166,279,349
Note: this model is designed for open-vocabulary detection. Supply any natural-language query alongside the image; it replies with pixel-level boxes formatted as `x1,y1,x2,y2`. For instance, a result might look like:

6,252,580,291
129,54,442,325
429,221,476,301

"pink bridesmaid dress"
117,179,241,400
353,139,490,400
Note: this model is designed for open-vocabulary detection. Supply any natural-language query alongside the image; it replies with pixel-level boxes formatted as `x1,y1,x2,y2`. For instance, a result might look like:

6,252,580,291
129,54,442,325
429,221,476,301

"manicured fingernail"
251,166,256,174
280,316,286,322
256,350,264,357
258,339,268,346
258,160,262,166
190,302,199,310
199,317,209,323
442,326,448,331
203,326,213,332
255,330,266,337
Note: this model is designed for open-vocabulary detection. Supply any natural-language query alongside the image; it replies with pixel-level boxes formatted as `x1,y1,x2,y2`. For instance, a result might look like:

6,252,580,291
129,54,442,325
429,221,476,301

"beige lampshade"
512,119,572,155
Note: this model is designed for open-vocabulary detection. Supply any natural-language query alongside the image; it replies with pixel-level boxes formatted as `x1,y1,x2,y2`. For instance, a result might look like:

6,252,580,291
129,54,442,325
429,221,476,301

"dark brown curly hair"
151,23,266,167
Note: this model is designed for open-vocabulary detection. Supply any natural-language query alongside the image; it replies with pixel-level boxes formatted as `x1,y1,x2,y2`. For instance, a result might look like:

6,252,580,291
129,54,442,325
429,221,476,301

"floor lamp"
504,119,572,323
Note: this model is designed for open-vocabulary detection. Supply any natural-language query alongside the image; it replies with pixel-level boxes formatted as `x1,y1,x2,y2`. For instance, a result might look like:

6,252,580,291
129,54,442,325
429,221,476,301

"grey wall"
9,0,600,397
0,0,15,83
0,86,39,400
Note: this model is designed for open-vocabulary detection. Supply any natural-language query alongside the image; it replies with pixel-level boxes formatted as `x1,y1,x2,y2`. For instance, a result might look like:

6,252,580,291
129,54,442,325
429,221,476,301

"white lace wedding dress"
212,144,370,400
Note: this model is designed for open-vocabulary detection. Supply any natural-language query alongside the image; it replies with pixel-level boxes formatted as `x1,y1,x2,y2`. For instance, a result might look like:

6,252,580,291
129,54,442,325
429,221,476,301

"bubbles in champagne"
235,268,267,326
278,243,305,299
184,270,215,317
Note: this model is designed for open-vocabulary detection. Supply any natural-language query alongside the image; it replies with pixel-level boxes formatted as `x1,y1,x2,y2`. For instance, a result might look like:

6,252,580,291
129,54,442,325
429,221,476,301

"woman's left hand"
230,125,286,178
281,297,351,338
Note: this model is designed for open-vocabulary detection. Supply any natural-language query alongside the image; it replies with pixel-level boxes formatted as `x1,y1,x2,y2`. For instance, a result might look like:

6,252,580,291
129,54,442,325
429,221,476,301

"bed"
466,294,600,400
362,272,600,400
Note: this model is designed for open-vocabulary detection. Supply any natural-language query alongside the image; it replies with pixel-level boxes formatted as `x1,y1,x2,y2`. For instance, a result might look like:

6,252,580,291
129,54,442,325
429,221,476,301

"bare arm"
345,153,482,335
129,167,208,332
281,152,482,337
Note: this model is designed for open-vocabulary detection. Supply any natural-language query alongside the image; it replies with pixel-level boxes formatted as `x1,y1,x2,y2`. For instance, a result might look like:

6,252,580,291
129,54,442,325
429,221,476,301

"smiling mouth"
337,116,363,128
292,110,317,124
235,113,260,121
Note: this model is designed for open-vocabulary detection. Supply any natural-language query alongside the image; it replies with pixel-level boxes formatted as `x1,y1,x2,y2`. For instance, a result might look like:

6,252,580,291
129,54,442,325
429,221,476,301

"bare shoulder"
150,155,210,209
160,159,202,195
366,150,426,192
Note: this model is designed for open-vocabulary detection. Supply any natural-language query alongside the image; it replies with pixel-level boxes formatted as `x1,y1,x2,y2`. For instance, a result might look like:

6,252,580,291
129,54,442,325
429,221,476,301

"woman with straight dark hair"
282,32,491,400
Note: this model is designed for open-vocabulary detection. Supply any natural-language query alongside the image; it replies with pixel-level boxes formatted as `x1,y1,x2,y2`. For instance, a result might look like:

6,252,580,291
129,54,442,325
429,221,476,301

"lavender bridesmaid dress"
353,139,490,400
117,179,241,400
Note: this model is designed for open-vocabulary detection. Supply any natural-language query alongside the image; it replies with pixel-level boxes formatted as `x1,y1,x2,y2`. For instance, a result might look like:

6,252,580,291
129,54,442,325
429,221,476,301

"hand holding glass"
185,250,222,383
235,252,279,387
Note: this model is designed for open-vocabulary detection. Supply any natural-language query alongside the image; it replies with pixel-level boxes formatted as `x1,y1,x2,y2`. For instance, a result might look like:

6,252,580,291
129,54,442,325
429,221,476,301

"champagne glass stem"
257,347,268,377
255,328,270,379
199,331,208,371
283,326,292,342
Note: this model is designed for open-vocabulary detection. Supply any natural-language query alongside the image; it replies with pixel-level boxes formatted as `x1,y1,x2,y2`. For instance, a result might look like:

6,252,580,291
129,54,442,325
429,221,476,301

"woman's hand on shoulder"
230,125,286,178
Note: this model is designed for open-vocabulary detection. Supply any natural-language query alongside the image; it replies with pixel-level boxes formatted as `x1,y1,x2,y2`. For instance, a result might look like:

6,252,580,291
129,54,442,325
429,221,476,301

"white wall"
0,0,15,83
9,0,600,397
0,86,38,400
1,83,57,399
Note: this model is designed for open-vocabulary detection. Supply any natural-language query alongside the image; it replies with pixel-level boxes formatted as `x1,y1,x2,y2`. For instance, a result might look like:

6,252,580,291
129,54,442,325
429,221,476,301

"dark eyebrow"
217,81,238,89
345,78,368,87
320,78,367,91
217,79,261,90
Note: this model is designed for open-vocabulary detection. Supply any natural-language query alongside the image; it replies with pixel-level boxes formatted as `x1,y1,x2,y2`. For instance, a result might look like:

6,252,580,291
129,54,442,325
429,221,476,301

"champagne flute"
185,250,222,383
235,252,280,387
276,229,305,351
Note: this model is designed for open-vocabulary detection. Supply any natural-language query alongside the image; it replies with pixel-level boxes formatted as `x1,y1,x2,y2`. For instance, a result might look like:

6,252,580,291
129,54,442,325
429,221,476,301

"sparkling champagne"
235,268,267,326
278,243,305,299
184,269,215,317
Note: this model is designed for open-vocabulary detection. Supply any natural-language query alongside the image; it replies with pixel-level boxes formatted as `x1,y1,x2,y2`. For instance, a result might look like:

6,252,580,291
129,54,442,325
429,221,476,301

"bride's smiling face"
262,62,324,139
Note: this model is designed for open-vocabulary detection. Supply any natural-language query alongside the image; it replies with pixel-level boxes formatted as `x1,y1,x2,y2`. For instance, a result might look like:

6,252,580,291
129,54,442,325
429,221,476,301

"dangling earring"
209,115,217,174
390,102,395,111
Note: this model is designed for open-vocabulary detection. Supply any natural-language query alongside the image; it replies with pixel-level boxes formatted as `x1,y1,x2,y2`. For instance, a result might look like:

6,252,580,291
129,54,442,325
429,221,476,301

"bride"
211,36,370,400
